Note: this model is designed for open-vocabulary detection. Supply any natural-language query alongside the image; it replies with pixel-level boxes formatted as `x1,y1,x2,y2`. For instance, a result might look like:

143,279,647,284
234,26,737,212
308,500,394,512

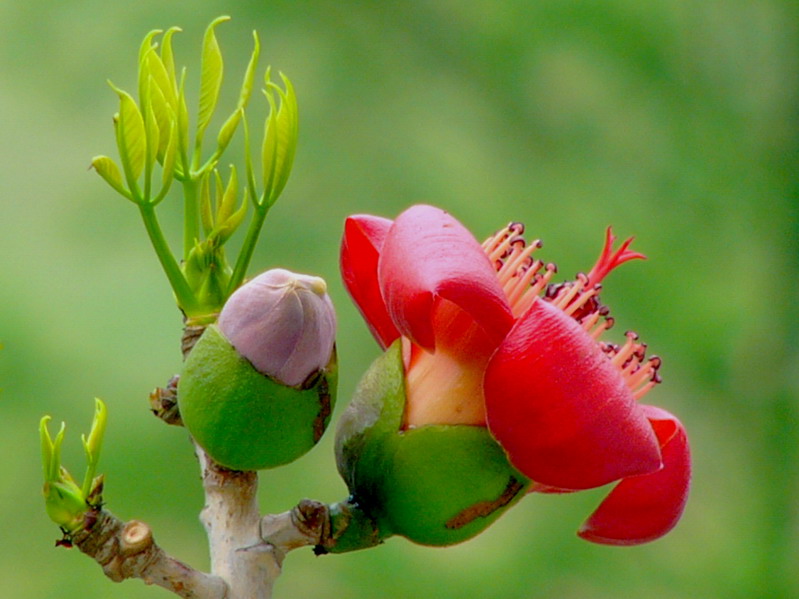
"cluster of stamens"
544,275,614,339
483,222,661,400
483,222,557,319
600,332,662,400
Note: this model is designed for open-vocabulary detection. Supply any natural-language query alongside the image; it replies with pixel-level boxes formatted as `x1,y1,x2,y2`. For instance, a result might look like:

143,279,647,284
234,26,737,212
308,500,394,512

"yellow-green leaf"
81,399,107,465
161,26,182,91
261,74,279,198
237,31,260,110
144,80,160,170
200,172,214,234
138,29,162,111
109,83,146,184
271,73,298,200
261,72,298,204
241,112,259,205
40,415,54,482
218,165,238,224
177,69,191,169
216,107,242,155
146,47,177,110
91,155,130,199
220,186,247,243
154,120,178,205
214,169,224,208
196,16,230,139
149,79,172,161
50,422,66,483
161,120,178,184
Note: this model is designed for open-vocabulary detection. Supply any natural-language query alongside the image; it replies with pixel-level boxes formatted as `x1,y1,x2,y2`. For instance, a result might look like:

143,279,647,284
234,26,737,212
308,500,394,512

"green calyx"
333,342,529,549
178,325,337,471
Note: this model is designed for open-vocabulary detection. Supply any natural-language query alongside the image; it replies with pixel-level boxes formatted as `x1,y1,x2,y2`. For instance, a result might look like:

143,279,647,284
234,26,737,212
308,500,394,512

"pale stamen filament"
633,381,658,400
626,365,654,389
482,226,511,254
627,357,661,387
515,265,557,315
621,357,640,377
609,333,640,368
506,260,543,306
563,286,600,317
551,276,586,311
526,264,557,297
589,317,615,339
581,311,601,332
497,242,539,286
484,224,524,262
505,241,541,279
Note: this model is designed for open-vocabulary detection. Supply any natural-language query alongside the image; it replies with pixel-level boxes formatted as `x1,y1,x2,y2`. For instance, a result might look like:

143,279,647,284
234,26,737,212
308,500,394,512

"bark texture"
71,508,227,598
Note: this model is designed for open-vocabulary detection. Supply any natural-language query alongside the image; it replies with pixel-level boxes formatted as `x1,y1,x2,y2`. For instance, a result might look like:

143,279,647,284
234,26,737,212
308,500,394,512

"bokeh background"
1,1,797,598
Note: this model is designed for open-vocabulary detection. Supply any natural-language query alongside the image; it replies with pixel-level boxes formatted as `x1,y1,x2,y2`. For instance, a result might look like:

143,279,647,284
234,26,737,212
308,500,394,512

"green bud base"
335,341,528,547
178,325,337,470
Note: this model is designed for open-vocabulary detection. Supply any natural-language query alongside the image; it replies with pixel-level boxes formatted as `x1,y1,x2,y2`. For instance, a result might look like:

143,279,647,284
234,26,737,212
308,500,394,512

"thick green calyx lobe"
333,341,529,548
178,324,337,470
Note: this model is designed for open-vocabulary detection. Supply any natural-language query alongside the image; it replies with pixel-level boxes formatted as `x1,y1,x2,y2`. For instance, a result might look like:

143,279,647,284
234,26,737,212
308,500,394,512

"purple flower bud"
218,268,336,386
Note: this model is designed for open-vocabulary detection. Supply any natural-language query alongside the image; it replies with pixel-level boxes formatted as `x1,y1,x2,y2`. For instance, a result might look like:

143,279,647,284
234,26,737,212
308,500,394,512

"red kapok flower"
340,204,690,544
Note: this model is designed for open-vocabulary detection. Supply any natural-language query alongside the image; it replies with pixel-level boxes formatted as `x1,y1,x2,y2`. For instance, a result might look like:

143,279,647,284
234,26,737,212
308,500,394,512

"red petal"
377,205,513,352
340,215,400,349
484,299,662,490
578,405,691,545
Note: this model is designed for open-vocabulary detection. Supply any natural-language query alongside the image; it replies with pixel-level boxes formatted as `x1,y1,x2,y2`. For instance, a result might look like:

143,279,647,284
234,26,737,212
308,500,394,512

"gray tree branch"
71,508,227,598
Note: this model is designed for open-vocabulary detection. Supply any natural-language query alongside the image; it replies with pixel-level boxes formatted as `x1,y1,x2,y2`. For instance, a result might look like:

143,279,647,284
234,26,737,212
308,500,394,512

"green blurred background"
1,1,797,598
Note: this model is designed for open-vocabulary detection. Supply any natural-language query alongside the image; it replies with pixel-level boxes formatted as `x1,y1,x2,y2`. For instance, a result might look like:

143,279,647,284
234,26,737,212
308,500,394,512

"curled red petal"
578,405,691,545
484,299,662,490
377,205,513,352
340,214,400,349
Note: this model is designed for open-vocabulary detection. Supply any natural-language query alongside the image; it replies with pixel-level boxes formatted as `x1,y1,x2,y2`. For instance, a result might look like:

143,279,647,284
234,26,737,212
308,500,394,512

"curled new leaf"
199,167,246,244
148,80,172,161
215,32,259,156
238,31,260,110
176,69,191,170
110,83,147,187
261,71,298,206
146,44,177,110
91,155,132,200
196,16,230,144
80,399,107,497
144,81,161,173
160,27,181,89
216,108,243,158
217,165,238,225
138,30,162,111
153,120,178,205
39,415,88,532
200,172,214,235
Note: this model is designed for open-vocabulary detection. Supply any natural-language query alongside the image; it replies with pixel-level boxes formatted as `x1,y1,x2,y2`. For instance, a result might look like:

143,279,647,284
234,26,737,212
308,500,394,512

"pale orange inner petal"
402,299,493,428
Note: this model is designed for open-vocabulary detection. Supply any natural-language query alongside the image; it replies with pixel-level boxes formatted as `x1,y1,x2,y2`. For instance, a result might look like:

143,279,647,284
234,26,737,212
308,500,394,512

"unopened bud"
218,268,336,386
